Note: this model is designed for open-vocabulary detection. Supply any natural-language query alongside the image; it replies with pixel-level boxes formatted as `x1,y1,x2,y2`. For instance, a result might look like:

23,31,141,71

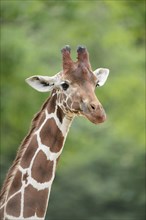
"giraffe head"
26,45,109,124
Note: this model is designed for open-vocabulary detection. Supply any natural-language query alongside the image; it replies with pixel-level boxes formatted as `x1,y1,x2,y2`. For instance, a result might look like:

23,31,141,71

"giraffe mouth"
82,112,106,124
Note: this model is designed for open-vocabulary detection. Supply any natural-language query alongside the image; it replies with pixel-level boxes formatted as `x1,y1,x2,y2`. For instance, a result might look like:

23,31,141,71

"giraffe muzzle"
81,101,107,124
90,103,106,124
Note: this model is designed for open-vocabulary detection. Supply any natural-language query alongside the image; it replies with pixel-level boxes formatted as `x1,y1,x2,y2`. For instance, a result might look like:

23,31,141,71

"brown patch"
63,101,67,109
24,185,48,218
8,170,22,197
67,98,72,107
57,106,64,123
37,113,46,128
0,206,4,219
47,93,57,114
31,151,54,183
20,135,38,168
6,192,21,217
23,172,29,184
40,118,64,153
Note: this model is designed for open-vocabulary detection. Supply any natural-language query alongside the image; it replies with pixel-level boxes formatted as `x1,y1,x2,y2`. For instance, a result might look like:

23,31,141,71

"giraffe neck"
0,92,74,220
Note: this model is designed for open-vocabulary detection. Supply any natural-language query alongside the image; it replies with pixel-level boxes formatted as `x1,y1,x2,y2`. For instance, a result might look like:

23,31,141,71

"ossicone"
77,45,91,70
61,45,74,72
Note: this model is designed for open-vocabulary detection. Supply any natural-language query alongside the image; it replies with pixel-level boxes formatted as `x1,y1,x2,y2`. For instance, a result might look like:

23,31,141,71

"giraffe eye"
61,82,69,91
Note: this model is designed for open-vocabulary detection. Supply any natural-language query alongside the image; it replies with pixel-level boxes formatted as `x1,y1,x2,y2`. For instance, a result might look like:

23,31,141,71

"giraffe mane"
0,97,50,206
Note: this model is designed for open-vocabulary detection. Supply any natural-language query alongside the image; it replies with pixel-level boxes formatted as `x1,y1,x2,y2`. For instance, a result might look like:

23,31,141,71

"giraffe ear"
25,75,58,92
93,68,109,87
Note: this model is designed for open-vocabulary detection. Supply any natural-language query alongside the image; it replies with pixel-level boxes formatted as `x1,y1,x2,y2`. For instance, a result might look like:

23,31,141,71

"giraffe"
0,45,109,220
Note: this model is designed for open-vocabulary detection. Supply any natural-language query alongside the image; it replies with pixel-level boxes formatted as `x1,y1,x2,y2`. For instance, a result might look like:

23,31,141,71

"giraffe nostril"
89,102,98,111
89,102,103,112
90,103,96,110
